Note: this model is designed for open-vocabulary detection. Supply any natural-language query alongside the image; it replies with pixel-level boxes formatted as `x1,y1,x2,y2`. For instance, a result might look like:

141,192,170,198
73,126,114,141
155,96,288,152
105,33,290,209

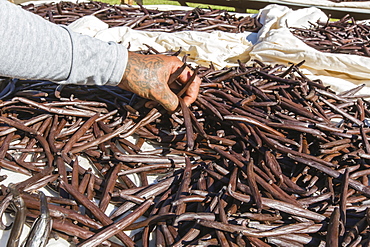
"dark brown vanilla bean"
174,156,193,215
78,198,153,247
246,158,262,212
59,179,136,247
179,98,195,151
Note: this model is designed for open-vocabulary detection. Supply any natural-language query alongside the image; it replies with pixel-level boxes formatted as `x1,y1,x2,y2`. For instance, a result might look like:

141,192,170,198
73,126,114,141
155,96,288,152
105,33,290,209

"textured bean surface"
1,3,370,245
291,14,370,57
1,53,370,246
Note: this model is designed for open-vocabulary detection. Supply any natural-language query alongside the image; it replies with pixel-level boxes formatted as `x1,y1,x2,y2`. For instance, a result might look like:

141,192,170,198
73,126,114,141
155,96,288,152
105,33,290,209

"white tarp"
68,9,257,69
250,4,370,93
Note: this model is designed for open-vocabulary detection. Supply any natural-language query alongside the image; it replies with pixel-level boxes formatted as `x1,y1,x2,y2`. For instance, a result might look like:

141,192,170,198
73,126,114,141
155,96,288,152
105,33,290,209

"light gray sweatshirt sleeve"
0,0,128,86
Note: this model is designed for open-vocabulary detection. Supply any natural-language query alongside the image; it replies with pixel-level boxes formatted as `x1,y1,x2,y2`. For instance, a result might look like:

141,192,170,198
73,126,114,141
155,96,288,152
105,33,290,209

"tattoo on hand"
123,54,169,101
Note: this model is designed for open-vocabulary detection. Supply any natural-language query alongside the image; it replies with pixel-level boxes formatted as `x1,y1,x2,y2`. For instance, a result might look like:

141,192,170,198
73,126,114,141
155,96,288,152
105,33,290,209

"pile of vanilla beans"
1,53,370,246
22,1,262,33
290,14,370,57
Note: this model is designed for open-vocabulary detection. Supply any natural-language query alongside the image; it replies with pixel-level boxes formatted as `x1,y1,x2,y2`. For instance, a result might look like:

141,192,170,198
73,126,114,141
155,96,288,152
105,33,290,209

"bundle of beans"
290,14,370,57
1,52,370,246
21,1,262,33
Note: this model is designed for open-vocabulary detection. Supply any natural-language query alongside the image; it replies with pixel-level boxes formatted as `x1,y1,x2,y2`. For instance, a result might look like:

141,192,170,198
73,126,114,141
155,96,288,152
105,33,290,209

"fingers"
151,82,179,112
176,65,202,106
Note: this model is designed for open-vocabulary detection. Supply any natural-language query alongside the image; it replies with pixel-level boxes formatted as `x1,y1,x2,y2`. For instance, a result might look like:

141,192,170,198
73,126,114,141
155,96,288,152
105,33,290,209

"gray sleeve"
0,0,128,86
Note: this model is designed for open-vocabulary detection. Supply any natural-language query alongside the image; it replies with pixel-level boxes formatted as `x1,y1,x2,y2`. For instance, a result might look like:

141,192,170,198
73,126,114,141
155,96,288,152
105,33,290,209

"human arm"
0,0,127,86
0,0,200,111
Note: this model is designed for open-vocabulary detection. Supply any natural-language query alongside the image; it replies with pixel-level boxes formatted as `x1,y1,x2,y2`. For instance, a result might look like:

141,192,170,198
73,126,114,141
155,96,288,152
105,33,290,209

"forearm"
0,0,127,86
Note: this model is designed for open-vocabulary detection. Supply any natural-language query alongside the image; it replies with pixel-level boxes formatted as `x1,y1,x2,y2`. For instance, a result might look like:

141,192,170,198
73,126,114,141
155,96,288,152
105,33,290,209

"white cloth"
250,4,370,91
68,10,256,69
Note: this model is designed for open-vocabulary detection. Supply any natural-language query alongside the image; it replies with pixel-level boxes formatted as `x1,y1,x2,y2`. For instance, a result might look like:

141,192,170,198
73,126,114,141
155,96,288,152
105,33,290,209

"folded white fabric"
251,4,370,90
68,13,255,69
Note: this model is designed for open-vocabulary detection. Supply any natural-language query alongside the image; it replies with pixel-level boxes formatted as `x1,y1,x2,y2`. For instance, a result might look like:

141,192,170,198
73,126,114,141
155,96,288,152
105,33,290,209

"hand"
118,52,201,112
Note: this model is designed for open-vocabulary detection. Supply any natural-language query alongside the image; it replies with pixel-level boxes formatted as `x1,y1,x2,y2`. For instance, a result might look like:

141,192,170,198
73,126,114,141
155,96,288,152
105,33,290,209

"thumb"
152,85,179,112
